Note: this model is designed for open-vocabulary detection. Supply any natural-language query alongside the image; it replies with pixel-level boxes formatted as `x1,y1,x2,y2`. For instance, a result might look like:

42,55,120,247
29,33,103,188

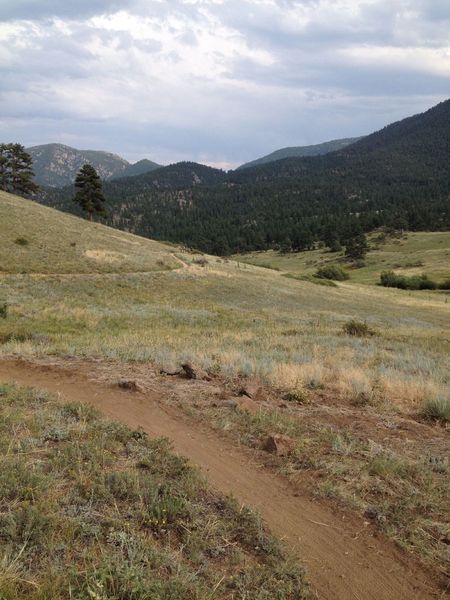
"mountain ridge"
237,137,363,170
36,99,450,254
27,143,161,187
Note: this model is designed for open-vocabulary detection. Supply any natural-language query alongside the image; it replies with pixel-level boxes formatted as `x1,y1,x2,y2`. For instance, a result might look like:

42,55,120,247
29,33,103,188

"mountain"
114,158,161,179
36,99,450,254
27,143,161,187
237,137,362,170
110,161,227,188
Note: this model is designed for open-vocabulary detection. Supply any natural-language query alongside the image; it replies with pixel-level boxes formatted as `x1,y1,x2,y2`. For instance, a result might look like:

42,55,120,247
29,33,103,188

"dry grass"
0,383,308,599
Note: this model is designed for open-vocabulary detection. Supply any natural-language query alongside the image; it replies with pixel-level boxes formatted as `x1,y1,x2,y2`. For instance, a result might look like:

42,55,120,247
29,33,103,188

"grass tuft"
421,397,450,423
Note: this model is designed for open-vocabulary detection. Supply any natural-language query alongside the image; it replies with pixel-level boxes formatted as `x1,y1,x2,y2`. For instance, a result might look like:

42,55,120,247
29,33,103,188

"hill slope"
237,137,362,170
37,99,450,254
0,191,179,273
27,143,161,186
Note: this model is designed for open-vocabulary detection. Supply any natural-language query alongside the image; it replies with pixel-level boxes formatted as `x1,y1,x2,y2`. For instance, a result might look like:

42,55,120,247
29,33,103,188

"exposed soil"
0,358,444,600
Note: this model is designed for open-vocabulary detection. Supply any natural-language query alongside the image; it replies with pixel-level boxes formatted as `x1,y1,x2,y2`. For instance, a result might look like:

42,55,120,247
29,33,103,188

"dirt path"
0,359,438,600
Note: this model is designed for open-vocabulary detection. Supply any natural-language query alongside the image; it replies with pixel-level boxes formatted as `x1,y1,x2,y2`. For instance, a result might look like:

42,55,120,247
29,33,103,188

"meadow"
1,192,449,582
236,231,450,285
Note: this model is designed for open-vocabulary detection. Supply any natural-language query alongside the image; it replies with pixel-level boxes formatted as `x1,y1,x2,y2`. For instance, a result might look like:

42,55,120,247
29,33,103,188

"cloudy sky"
0,0,449,168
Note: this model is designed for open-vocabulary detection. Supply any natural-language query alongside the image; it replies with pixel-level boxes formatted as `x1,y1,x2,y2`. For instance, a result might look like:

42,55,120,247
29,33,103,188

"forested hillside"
237,137,362,170
38,100,450,254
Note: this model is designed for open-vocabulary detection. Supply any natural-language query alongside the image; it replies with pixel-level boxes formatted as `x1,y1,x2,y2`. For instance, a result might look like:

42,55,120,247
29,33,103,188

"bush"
380,271,438,290
315,264,349,281
342,319,374,337
0,301,7,319
438,278,450,290
421,397,450,423
14,236,29,246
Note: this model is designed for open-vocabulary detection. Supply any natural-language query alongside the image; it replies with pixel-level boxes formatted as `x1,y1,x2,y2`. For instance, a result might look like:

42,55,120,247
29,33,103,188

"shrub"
421,397,450,423
438,278,450,290
380,271,438,290
315,264,349,281
342,319,374,337
283,389,309,404
14,236,29,246
193,257,208,266
0,301,7,319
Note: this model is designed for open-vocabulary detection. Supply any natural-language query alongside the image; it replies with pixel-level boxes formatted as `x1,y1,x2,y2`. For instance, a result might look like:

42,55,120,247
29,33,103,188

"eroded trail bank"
0,359,437,600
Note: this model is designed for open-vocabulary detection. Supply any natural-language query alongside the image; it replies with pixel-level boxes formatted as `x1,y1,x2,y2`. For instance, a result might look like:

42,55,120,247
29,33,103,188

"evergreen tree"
0,143,38,195
344,233,369,260
73,164,106,221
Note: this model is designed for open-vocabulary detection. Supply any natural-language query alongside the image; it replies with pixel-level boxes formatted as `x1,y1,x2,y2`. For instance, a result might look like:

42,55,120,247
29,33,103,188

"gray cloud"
0,0,449,166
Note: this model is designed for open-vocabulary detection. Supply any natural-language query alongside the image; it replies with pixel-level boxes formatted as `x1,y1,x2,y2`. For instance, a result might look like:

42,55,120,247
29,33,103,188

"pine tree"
344,233,369,260
0,143,38,195
73,164,106,221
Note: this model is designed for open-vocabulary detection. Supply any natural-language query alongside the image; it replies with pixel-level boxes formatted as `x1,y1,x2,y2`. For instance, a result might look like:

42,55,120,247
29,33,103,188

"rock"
236,396,260,414
262,434,295,457
117,380,143,392
222,399,238,409
160,366,182,376
238,381,265,401
181,362,211,381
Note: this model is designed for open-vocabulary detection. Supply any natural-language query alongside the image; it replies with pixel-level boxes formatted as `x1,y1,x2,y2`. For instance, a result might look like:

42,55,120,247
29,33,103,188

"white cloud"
0,0,448,164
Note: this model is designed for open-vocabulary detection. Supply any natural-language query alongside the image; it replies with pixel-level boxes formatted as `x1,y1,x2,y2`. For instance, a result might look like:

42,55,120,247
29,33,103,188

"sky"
0,0,449,169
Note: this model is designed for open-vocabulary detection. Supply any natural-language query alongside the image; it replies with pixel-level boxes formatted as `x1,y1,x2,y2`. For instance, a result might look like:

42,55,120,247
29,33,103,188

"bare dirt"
0,358,442,600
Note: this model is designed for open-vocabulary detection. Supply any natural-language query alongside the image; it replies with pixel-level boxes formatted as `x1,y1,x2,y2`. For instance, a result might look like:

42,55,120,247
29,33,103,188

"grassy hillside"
0,191,180,274
237,231,450,285
1,195,449,579
0,383,307,599
1,196,448,412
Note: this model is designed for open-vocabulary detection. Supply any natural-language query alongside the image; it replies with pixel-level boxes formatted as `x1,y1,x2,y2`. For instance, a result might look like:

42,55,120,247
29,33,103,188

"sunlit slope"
237,231,450,285
0,191,180,274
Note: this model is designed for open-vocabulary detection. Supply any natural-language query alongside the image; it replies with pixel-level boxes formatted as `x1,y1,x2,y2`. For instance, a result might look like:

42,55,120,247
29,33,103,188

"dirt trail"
0,359,438,600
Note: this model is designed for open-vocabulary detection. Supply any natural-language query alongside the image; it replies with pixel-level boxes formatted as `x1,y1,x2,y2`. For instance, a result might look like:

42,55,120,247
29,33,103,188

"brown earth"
0,358,443,600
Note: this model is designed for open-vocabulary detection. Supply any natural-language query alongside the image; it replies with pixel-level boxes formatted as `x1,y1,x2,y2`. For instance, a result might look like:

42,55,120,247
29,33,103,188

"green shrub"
315,264,349,281
421,397,450,423
0,301,7,319
14,236,29,246
380,271,438,290
342,319,374,337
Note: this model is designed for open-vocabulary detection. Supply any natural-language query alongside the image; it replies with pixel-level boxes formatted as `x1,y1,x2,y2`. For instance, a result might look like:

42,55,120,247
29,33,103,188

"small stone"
222,399,238,409
236,396,260,414
262,434,295,457
181,362,211,381
238,381,265,401
117,380,143,392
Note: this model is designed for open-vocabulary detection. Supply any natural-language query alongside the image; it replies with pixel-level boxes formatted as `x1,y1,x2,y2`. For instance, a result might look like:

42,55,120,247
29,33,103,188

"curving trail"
0,359,438,600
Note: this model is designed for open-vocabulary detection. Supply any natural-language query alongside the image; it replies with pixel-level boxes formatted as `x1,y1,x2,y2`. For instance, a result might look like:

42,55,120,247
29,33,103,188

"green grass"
236,231,450,285
0,383,308,599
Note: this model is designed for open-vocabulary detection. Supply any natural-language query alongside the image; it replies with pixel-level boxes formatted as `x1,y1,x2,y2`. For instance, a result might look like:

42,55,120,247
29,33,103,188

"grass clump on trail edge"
421,397,450,423
0,384,308,600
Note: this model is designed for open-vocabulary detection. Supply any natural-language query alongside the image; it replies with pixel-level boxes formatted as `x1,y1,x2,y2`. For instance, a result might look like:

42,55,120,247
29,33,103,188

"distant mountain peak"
27,143,161,187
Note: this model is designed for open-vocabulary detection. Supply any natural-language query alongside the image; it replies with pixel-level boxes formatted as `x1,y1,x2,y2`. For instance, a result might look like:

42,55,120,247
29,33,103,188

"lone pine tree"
0,143,38,195
73,164,106,221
